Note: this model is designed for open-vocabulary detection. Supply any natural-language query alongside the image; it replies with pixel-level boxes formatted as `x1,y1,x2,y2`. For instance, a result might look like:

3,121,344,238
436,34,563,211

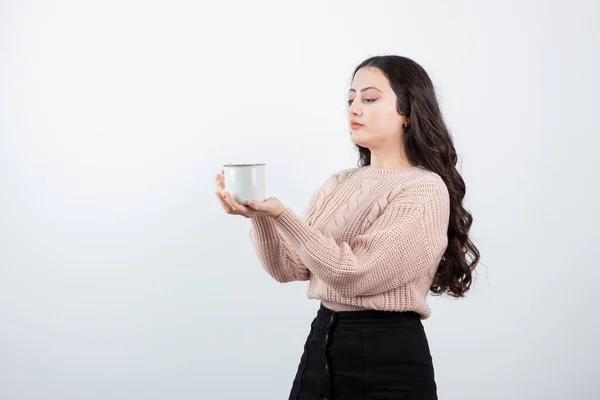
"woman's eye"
347,98,376,106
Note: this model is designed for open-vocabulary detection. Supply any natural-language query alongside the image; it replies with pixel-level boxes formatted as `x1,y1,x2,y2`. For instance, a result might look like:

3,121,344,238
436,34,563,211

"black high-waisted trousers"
288,303,438,400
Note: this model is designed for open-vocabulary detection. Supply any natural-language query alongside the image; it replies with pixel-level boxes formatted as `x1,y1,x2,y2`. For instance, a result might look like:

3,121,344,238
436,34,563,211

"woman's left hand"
247,197,287,218
220,191,287,219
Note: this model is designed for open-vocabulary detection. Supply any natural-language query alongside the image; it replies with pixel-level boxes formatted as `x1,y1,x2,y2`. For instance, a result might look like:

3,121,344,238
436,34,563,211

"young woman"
215,55,480,400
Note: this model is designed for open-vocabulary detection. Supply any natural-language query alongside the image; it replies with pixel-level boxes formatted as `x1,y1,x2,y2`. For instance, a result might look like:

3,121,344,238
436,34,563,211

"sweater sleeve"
272,179,450,297
248,172,345,283
249,217,309,283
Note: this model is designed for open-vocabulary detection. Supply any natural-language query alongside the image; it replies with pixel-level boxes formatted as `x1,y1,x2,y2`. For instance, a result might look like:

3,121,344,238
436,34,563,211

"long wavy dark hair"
351,55,479,297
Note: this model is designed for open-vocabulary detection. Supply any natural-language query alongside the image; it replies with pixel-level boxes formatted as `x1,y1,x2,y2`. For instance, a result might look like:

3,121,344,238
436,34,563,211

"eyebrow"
349,86,382,94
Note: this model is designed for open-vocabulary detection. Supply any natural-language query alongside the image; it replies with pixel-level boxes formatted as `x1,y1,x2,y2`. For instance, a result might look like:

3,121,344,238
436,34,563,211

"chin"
350,130,372,147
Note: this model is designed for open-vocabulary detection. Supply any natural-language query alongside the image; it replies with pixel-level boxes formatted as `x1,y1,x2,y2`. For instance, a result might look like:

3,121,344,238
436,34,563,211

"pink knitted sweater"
249,165,450,319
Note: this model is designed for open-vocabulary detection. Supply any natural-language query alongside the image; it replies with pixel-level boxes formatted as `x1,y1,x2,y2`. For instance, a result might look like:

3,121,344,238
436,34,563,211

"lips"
350,121,364,129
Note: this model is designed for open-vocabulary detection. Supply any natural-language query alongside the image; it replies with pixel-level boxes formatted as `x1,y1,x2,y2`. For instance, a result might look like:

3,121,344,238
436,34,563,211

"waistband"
316,302,421,328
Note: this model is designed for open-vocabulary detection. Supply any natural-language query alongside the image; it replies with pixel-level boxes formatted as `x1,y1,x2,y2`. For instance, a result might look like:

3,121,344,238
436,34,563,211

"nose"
349,103,362,117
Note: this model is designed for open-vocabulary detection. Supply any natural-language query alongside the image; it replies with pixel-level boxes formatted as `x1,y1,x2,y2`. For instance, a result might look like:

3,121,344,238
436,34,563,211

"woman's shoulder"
322,165,447,195
321,167,362,187
412,168,446,188
332,166,363,180
383,168,449,206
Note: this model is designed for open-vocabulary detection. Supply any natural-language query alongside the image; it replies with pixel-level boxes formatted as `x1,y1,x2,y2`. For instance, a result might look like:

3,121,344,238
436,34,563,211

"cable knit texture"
249,165,450,319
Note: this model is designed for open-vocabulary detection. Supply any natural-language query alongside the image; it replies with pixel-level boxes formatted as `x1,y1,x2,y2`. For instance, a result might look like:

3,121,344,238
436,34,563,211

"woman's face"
348,67,408,150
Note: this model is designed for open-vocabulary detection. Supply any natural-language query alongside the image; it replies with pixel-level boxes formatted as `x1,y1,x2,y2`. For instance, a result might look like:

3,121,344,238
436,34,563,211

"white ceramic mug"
223,163,266,206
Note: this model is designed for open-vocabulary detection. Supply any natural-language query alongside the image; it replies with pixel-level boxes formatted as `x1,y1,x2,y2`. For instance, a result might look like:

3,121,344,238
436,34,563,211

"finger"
222,191,243,213
216,191,235,214
246,199,261,210
215,175,225,191
216,191,232,213
223,191,256,217
224,192,247,213
217,166,229,188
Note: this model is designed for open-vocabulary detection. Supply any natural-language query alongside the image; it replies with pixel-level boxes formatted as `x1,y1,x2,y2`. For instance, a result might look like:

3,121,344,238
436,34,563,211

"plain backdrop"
1,0,599,399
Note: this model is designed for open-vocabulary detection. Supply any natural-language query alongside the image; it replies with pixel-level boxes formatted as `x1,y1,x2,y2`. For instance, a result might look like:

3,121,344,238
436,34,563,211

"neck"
369,149,415,170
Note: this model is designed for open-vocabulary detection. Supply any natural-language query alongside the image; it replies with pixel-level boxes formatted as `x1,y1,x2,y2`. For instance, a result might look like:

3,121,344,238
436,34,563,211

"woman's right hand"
215,168,266,218
215,168,234,214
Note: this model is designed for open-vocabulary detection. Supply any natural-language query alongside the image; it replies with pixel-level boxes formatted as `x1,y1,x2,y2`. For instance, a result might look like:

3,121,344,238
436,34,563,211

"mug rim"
222,163,266,167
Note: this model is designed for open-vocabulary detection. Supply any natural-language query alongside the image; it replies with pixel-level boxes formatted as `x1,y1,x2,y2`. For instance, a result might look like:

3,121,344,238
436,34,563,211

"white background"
1,0,599,399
